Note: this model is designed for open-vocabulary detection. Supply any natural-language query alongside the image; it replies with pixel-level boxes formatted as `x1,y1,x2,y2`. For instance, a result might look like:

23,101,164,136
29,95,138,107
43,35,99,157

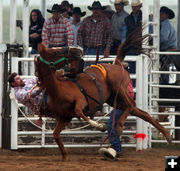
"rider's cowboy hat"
47,4,66,13
114,0,129,6
131,0,142,7
72,7,86,17
88,1,106,10
103,5,115,14
160,6,175,19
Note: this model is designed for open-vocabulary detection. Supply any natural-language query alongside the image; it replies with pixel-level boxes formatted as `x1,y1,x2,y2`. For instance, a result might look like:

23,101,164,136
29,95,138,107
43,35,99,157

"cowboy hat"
160,6,175,19
103,5,115,14
61,0,73,10
99,147,117,161
88,1,106,10
131,0,142,7
114,0,129,6
72,7,86,17
47,4,66,13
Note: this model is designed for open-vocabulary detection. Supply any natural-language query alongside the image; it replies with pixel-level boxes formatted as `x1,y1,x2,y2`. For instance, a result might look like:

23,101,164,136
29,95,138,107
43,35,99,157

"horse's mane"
116,26,151,62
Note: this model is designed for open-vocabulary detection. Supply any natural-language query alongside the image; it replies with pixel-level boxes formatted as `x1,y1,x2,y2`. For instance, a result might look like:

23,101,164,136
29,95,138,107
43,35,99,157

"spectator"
42,4,74,48
121,0,142,45
160,6,177,51
159,6,178,84
60,0,73,21
111,0,129,55
103,5,115,20
29,9,45,54
71,7,86,46
77,1,113,58
121,0,142,74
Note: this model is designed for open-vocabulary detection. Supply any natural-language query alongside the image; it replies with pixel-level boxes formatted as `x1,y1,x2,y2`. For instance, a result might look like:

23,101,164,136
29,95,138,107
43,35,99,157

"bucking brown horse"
35,30,172,161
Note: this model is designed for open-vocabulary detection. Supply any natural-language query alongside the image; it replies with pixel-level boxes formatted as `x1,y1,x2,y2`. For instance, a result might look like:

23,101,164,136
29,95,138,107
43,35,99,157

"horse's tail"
114,26,151,64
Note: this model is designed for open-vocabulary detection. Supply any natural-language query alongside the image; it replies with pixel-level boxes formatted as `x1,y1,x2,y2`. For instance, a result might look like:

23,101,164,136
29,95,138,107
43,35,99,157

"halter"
39,56,69,70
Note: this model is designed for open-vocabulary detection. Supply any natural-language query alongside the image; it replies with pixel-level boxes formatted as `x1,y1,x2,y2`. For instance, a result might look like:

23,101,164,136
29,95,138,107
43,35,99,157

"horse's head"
38,43,84,71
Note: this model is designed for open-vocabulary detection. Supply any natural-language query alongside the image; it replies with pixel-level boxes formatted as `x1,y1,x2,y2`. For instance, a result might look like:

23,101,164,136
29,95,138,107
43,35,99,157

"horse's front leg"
53,117,70,161
75,100,106,131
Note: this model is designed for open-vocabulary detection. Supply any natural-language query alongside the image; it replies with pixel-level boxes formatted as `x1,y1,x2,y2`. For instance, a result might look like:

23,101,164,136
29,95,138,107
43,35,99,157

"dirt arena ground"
0,145,179,171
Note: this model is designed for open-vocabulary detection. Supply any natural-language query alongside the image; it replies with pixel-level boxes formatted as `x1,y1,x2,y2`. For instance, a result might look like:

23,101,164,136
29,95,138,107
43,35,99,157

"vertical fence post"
10,57,19,149
0,0,3,148
142,55,149,149
10,0,17,44
10,89,18,149
136,56,143,151
2,51,11,149
0,53,2,148
22,0,29,75
40,0,46,19
142,0,149,149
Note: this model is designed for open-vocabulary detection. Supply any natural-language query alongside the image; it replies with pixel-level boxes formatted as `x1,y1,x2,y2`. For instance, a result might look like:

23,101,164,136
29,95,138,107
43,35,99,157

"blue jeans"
107,109,123,152
31,49,39,54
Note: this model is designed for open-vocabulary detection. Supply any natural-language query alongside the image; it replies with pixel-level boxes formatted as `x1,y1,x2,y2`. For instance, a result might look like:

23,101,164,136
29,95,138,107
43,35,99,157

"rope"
10,92,109,132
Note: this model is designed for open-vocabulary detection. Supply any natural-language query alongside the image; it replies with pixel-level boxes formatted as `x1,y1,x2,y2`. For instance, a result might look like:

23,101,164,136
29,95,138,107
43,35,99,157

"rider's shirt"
14,78,43,113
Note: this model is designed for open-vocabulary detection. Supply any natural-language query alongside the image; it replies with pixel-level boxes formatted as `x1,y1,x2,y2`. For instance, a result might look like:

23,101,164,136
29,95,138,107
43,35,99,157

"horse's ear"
38,43,46,54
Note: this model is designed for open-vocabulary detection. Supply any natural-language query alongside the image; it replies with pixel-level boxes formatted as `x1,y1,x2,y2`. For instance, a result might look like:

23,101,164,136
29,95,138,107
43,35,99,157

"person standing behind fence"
71,7,86,46
42,4,74,48
160,6,177,52
159,6,178,84
60,0,73,22
103,5,115,20
121,0,142,74
29,9,45,54
77,1,113,58
110,0,129,55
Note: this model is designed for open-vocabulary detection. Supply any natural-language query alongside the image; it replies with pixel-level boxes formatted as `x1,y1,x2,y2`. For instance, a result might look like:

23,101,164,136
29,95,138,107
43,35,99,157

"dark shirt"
29,21,44,50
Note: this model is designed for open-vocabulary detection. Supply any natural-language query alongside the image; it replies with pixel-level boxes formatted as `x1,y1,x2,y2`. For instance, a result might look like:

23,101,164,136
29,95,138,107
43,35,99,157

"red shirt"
42,15,74,47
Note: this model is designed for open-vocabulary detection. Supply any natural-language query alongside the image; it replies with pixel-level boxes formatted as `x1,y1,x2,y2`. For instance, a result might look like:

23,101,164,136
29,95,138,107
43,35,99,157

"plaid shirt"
42,15,74,47
14,78,43,113
77,15,113,49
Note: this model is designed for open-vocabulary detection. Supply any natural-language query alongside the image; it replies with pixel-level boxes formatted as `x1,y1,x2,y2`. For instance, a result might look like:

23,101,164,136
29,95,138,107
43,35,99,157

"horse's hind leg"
131,107,172,143
53,117,70,161
116,108,131,136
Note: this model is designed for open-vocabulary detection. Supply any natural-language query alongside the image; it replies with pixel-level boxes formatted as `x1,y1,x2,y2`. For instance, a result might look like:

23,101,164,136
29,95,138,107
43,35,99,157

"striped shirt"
77,15,113,48
42,15,74,47
14,78,43,113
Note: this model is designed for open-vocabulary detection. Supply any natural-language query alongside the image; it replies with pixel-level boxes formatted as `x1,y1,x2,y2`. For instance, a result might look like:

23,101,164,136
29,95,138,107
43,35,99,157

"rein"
39,56,69,70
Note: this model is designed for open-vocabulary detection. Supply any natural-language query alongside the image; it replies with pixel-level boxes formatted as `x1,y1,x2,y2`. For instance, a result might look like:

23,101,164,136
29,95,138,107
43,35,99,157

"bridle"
39,56,69,70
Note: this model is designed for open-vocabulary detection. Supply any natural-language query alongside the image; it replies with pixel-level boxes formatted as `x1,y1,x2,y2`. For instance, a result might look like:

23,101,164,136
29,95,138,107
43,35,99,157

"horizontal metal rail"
17,144,136,149
151,112,180,116
151,140,180,143
151,84,180,88
151,98,180,102
151,71,180,74
17,130,136,135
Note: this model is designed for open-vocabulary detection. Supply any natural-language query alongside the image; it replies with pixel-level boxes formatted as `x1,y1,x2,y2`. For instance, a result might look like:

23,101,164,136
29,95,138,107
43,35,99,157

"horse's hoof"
166,135,173,144
62,155,67,162
99,123,107,132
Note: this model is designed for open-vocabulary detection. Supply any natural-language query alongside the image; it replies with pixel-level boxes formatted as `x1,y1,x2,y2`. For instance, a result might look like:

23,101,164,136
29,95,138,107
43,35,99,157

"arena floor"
0,146,179,171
